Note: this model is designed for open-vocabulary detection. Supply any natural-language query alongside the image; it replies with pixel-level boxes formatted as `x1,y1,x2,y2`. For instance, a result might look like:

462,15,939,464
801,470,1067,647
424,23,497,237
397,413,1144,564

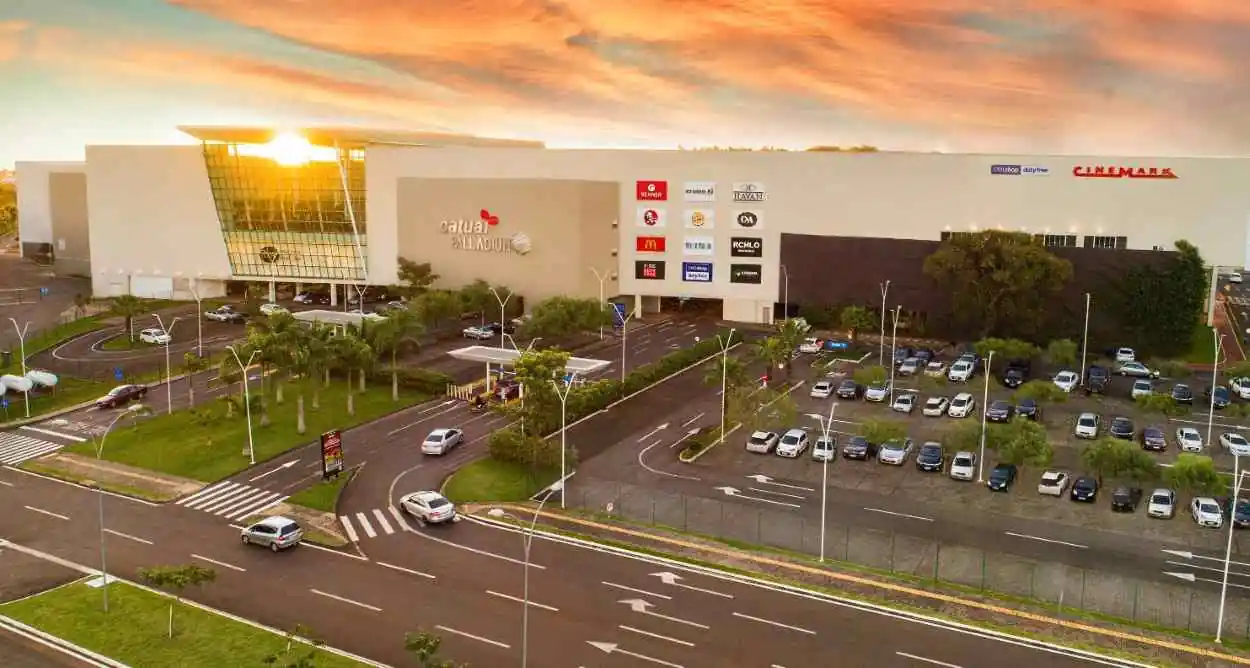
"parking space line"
620,625,694,647
1004,531,1086,549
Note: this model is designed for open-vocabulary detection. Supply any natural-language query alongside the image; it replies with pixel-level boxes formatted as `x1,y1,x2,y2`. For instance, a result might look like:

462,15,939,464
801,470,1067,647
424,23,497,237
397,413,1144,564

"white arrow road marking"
601,581,671,600
1004,532,1087,549
864,507,934,522
731,611,815,635
1165,570,1250,589
587,641,683,667
249,459,300,482
714,486,800,508
638,435,701,481
650,572,734,599
637,423,670,443
745,474,815,492
1165,560,1250,577
1162,548,1250,569
620,625,695,647
747,487,806,500
618,599,709,629
668,428,700,450
681,413,704,428
1165,571,1196,582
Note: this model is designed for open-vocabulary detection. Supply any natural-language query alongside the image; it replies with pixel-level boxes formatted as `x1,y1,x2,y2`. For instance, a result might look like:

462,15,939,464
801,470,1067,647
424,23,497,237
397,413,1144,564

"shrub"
1149,359,1191,379
679,426,720,460
1135,394,1188,416
376,368,455,395
488,427,575,470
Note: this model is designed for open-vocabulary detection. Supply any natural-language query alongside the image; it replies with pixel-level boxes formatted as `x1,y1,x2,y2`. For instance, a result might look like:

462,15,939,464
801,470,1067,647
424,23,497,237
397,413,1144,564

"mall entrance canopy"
448,346,611,375
293,309,384,329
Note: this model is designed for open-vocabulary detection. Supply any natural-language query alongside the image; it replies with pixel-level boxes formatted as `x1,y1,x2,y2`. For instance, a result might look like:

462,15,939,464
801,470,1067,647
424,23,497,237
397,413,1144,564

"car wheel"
270,542,280,552
241,535,249,544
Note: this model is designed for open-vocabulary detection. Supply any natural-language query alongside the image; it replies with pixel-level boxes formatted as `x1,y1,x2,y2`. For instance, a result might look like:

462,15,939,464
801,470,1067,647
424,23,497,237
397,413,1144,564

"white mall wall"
14,161,86,251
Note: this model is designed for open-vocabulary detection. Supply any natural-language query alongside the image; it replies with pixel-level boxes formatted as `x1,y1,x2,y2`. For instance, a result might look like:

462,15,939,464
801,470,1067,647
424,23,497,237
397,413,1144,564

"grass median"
0,579,367,667
442,458,558,503
1,376,106,421
287,467,356,513
63,383,429,482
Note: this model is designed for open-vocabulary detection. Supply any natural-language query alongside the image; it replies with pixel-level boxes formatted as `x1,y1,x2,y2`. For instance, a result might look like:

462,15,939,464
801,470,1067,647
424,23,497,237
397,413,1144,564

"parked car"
947,360,974,382
400,491,457,524
898,357,921,376
1147,489,1177,519
1015,398,1042,421
1171,384,1194,404
1069,477,1099,503
1085,366,1109,394
485,322,516,335
745,431,779,454
1037,471,1071,497
893,347,914,366
1000,361,1029,389
293,291,321,304
1230,498,1250,529
798,337,822,354
1110,487,1143,512
421,428,464,455
1176,427,1204,452
204,305,247,323
1220,431,1250,456
947,393,976,418
1109,416,1135,440
985,400,1014,423
1192,497,1225,528
240,516,303,552
842,435,878,461
877,438,915,465
987,463,1018,491
949,451,976,481
95,384,147,409
835,380,862,400
809,380,835,399
922,396,950,417
1053,370,1080,393
259,302,288,316
1114,347,1137,363
775,429,810,458
1231,377,1250,400
1074,412,1100,439
864,382,891,403
1141,426,1167,451
915,442,945,472
138,327,171,345
1205,385,1232,409
891,393,917,414
462,325,494,340
924,361,948,378
812,435,836,462
1116,361,1156,378
1131,379,1154,400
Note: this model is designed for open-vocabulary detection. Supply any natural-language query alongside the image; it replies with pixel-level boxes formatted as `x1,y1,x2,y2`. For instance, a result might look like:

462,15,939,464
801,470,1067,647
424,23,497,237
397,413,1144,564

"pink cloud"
0,21,29,62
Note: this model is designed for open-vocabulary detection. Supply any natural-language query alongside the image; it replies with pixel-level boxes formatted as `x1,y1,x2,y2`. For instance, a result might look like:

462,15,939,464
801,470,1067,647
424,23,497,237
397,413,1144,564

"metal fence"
569,476,1250,639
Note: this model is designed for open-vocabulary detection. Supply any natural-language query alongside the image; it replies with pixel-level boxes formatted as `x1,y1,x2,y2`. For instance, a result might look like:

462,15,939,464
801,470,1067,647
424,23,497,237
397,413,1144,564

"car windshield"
954,362,969,370
749,434,769,445
1076,480,1095,490
926,398,941,406
953,456,972,466
1113,419,1130,428
1151,494,1171,504
1201,503,1220,514
990,469,1009,480
896,396,911,404
428,497,451,509
781,434,799,445
816,438,833,448
883,442,903,451
108,387,126,396
1135,381,1150,388
868,383,885,391
953,397,968,406
990,401,1008,410
1181,431,1197,441
1237,502,1250,515
839,381,855,389
920,446,940,457
279,523,300,535
1078,416,1095,427
848,437,867,449
1145,429,1162,438
1229,434,1248,445
815,382,831,389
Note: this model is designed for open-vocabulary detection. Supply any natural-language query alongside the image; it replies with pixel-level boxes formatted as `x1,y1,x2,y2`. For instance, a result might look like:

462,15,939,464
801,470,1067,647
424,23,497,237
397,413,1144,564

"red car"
95,384,147,409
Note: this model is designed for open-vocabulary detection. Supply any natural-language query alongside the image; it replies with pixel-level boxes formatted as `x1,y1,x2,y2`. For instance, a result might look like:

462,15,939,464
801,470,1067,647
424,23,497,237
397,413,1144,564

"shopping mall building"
15,127,1250,324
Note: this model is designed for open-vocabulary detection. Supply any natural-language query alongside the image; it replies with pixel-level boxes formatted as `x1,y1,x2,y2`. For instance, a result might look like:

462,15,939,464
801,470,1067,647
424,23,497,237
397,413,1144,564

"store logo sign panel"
439,209,531,254
683,236,714,256
733,210,763,229
684,209,715,229
636,180,669,200
682,262,713,282
732,182,766,202
990,164,1049,176
634,260,666,280
635,236,666,253
635,206,668,228
730,237,763,257
730,264,763,284
683,181,716,202
1072,165,1177,179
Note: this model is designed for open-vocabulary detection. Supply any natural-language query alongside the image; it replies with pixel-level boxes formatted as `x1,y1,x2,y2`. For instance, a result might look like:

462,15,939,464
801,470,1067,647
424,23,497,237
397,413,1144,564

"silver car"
240,516,303,552
877,438,915,465
401,491,457,524
1147,488,1176,519
422,428,464,455
812,435,836,462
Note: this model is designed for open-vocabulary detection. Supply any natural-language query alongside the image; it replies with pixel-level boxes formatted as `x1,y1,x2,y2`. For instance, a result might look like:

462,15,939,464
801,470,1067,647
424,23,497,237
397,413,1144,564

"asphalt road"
0,465,1140,668
0,628,85,668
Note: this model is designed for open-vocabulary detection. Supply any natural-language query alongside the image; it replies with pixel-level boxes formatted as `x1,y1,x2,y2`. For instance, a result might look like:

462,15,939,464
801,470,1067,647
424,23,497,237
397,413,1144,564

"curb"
0,615,126,667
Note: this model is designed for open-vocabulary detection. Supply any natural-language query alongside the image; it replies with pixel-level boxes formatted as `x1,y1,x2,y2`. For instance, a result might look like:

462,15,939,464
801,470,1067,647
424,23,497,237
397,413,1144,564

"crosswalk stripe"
199,487,260,513
355,512,377,538
372,508,394,535
0,434,64,465
388,505,407,530
179,482,238,507
216,491,279,517
340,515,359,542
243,495,287,519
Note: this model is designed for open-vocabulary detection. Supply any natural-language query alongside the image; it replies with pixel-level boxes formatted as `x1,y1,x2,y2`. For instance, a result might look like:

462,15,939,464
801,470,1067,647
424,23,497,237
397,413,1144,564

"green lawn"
64,383,428,482
1185,322,1219,364
0,579,367,667
442,458,558,503
1,376,107,422
287,468,356,513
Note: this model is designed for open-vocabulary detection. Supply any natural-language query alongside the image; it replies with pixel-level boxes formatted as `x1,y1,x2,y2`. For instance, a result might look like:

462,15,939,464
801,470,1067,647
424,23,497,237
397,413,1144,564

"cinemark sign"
636,236,666,252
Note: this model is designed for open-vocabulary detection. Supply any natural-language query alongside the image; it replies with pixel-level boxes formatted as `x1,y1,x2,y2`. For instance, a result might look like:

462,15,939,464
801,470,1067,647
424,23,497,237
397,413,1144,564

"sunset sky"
4,0,1250,167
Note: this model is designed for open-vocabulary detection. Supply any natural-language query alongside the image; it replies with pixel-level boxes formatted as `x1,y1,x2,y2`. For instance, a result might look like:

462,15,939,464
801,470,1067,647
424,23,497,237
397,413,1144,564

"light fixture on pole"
227,345,260,465
1208,330,1225,448
1216,460,1247,643
551,372,577,510
806,402,838,562
8,318,31,418
878,280,890,366
152,314,182,415
697,329,737,444
780,264,790,322
887,305,901,402
520,481,563,667
977,350,995,482
96,403,151,612
589,267,613,340
503,335,540,441
1079,292,1091,382
489,287,513,350
618,310,635,383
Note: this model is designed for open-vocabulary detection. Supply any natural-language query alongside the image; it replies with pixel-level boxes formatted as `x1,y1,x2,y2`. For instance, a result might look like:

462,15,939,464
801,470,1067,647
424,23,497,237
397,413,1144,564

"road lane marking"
486,590,559,612
637,424,669,443
1164,559,1250,577
191,553,245,572
104,529,152,545
19,425,87,442
1004,532,1087,549
387,404,461,436
248,459,300,482
650,571,733,598
4,465,159,506
0,479,13,487
864,508,934,522
377,561,436,580
310,588,381,612
681,413,704,428
619,625,694,647
639,439,701,481
355,513,377,538
602,581,672,599
732,611,815,635
176,481,235,505
387,505,407,529
435,624,509,649
372,508,395,535
1164,570,1250,590
896,651,962,667
747,487,806,500
24,505,69,521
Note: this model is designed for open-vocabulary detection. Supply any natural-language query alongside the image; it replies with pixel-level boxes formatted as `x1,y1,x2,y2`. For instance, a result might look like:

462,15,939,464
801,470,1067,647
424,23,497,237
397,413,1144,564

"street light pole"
152,314,182,415
780,265,789,322
1208,330,1225,448
187,275,205,358
878,280,891,366
1217,461,1248,643
589,267,611,340
227,345,260,465
8,318,30,418
551,373,577,510
489,287,513,351
619,312,635,383
709,329,737,444
978,350,995,483
888,306,900,402
96,403,150,612
1080,292,1091,382
521,482,563,668
807,402,838,562
503,335,540,441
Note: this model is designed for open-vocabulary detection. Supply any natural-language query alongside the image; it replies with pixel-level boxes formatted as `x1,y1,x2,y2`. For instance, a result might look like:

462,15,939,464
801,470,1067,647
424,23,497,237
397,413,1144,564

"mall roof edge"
176,126,545,149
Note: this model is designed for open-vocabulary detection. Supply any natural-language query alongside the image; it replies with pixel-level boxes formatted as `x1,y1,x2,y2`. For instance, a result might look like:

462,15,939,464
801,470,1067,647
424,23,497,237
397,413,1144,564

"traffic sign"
0,398,7,408
611,302,627,326
39,287,49,297
113,367,124,382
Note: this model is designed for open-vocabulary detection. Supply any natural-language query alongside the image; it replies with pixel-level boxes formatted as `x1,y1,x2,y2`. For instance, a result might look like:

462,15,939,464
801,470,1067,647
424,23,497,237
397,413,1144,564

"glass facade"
201,142,368,281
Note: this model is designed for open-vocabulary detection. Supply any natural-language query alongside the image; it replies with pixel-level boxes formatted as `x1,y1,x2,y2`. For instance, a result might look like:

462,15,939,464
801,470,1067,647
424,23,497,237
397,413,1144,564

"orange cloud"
0,21,29,62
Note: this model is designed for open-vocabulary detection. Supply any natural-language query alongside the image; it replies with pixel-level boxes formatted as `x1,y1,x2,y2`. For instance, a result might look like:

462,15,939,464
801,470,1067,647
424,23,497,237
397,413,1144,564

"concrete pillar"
632,294,644,319
268,281,276,303
644,295,662,314
295,282,303,296
330,284,338,306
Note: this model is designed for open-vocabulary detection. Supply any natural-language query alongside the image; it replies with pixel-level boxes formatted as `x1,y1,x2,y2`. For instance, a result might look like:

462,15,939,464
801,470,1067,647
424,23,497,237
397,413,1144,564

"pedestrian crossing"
0,431,67,466
176,481,288,520
339,506,409,542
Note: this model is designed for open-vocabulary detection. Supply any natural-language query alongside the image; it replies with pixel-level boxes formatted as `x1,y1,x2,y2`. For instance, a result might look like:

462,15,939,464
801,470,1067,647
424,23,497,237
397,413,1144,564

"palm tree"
754,336,794,380
110,295,146,343
181,351,209,407
703,354,751,394
215,356,242,418
331,333,373,416
302,325,335,410
248,313,302,405
72,293,92,319
371,307,425,401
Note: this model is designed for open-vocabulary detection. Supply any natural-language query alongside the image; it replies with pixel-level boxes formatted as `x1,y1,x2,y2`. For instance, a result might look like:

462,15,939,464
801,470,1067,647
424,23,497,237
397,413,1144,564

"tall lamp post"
520,481,563,667
887,306,901,402
589,267,613,340
698,329,737,444
152,314,182,415
551,372,578,509
1079,292,1091,382
977,350,995,482
96,403,151,612
1208,330,1226,448
618,311,635,383
8,318,31,418
489,287,513,351
779,265,790,322
503,335,540,439
227,345,260,465
181,273,205,358
878,280,891,366
1216,459,1248,643
806,402,838,562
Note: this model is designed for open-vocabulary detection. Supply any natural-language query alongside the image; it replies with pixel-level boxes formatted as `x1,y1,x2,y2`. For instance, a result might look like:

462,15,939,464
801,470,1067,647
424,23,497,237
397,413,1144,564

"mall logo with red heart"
479,209,501,226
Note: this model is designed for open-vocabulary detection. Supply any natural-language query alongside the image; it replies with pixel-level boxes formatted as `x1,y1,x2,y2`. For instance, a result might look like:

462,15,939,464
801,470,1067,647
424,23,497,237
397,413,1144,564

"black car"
835,379,863,400
1205,385,1232,409
1109,417,1135,440
1085,365,1109,395
1070,477,1099,502
1015,398,1042,421
893,347,914,366
913,348,936,364
987,464,1018,491
1231,499,1250,529
95,384,148,409
841,436,878,460
1000,360,1031,389
486,322,517,335
1111,486,1142,512
915,443,945,472
1171,384,1194,404
985,400,1014,423
1141,426,1166,451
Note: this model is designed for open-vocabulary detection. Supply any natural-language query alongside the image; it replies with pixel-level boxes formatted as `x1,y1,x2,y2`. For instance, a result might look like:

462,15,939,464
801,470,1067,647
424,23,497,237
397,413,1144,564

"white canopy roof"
448,346,610,374
292,309,385,328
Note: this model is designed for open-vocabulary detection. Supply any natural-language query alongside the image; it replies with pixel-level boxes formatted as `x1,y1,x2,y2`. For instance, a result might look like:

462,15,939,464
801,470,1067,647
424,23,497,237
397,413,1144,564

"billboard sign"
320,429,345,479
730,237,763,257
634,260,666,280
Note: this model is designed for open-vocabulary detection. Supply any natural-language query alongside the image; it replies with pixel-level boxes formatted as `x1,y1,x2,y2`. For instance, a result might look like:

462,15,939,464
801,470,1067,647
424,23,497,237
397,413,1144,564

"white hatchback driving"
421,428,464,455
809,380,835,399
1074,413,1100,439
139,328,171,345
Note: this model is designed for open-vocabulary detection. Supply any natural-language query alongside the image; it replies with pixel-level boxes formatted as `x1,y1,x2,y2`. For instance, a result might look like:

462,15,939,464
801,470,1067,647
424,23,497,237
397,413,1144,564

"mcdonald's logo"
636,236,667,253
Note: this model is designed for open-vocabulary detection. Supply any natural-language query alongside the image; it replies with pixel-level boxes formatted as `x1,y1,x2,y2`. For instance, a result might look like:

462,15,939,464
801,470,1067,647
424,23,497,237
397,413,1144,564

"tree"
137,564,216,638
72,293,93,319
1135,394,1187,416
263,623,324,667
839,306,876,340
1225,361,1250,379
923,231,1073,339
1045,339,1078,368
412,290,462,330
511,348,573,435
861,418,906,445
1081,438,1159,485
941,421,982,453
972,337,1039,361
216,356,243,418
1012,380,1068,405
521,296,612,340
703,355,751,395
331,332,373,416
370,307,425,401
1111,240,1208,357
110,295,147,343
989,418,1052,469
458,279,497,325
753,335,794,380
1163,454,1226,497
397,257,438,296
726,385,796,434
181,351,209,406
404,629,466,668
852,364,888,386
247,311,304,405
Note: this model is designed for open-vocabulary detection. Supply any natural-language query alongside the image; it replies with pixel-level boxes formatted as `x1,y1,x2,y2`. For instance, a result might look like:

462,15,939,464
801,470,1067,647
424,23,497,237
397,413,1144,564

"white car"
1037,471,1071,497
259,303,288,316
891,393,916,414
1231,377,1250,400
898,357,921,376
1192,497,1224,528
400,491,457,524
924,361,948,378
949,451,976,480
877,438,915,465
864,383,891,403
1220,431,1250,456
1232,273,1245,284
947,360,974,382
1114,347,1137,364
421,428,464,455
462,326,494,340
799,337,822,354
745,431,779,454
1116,361,1155,378
809,380,834,399
1074,413,1100,439
812,435,836,462
1147,488,1176,519
947,393,976,418
775,429,810,458
1131,379,1154,400
1053,371,1080,393
1176,427,1204,452
922,396,950,417
138,328,171,345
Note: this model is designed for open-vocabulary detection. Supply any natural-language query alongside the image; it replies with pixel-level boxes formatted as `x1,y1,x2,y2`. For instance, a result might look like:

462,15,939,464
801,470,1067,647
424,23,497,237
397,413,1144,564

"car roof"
953,450,974,457
408,490,447,503
1078,412,1096,419
920,441,942,448
1226,432,1247,440
750,431,774,439
1151,488,1173,495
782,428,806,437
814,380,832,386
953,392,972,400
255,515,298,528
925,396,945,402
1041,471,1064,478
1196,496,1218,503
428,428,452,436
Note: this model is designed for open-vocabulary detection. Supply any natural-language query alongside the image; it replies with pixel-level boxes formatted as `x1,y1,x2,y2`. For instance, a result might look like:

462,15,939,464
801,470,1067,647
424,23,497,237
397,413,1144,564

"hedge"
679,426,720,461
371,367,455,395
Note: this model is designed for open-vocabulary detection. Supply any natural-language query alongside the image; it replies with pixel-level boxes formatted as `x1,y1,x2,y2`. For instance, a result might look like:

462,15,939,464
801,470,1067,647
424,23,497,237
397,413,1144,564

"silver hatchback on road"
241,516,304,552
